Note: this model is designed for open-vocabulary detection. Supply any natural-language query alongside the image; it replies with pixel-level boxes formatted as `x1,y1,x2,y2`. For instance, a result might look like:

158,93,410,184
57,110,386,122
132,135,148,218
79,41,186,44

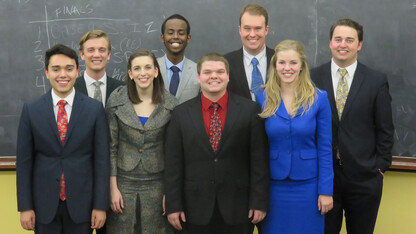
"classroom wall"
1,170,415,234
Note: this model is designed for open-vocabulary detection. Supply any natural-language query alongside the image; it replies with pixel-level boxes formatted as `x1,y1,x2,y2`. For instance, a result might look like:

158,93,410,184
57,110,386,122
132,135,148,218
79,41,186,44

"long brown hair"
125,50,165,104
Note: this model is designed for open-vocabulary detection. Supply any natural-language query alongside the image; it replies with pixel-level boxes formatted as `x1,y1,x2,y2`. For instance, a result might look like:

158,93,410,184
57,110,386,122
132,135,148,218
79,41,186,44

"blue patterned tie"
169,66,180,96
251,57,264,99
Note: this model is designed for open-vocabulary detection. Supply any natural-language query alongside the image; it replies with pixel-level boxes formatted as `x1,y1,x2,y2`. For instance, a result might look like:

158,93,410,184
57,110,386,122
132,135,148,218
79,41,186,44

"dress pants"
35,200,91,234
325,167,383,234
185,201,251,234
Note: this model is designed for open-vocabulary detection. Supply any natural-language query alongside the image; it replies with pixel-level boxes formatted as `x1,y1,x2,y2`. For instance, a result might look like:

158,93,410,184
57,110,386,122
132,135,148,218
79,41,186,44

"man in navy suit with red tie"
16,44,110,234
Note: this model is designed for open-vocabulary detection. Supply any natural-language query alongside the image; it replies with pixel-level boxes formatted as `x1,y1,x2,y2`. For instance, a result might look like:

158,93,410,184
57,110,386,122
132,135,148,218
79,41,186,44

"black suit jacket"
164,93,269,225
74,75,124,105
224,47,275,99
311,62,394,181
16,91,110,224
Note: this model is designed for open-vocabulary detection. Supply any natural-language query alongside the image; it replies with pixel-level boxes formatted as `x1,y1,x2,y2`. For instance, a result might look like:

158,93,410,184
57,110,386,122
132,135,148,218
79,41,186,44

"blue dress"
257,89,333,234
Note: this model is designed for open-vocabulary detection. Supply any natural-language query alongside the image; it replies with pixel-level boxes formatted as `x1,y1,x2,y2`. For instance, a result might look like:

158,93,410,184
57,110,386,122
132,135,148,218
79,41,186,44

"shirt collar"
51,88,75,107
84,71,107,86
243,46,266,67
165,55,185,71
331,59,358,78
201,91,229,111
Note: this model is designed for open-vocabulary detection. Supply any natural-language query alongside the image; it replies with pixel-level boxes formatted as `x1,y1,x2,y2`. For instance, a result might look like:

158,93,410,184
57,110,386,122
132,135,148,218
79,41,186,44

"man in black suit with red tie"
310,19,394,234
164,53,269,234
224,3,274,101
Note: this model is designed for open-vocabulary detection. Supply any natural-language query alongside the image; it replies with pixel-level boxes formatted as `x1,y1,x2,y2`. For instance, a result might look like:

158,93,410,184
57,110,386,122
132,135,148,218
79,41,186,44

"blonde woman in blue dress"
257,40,333,234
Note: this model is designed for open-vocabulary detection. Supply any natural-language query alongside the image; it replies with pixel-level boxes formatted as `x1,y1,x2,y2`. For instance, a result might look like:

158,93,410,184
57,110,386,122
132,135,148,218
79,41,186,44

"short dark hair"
125,50,165,104
79,29,111,52
45,44,79,70
239,3,268,26
197,53,229,75
330,18,363,42
161,14,191,35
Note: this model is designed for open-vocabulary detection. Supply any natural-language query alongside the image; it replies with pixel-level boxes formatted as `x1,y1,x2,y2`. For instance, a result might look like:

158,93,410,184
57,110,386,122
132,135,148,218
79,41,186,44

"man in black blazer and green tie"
310,19,394,234
74,30,123,107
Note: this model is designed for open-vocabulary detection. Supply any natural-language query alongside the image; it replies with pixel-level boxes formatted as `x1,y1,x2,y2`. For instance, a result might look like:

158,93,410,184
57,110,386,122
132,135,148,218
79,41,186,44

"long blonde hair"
259,40,317,118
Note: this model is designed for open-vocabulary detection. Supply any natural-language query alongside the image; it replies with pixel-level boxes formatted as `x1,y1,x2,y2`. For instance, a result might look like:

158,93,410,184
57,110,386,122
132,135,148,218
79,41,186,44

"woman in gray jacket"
105,50,178,233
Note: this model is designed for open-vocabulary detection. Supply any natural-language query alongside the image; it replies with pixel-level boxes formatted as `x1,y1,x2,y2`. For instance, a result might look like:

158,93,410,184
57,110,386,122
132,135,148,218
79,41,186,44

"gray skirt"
106,162,173,234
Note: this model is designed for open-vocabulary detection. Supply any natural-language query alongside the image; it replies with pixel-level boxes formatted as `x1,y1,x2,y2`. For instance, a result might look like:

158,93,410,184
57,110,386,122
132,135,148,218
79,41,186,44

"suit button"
214,158,218,163
56,178,60,182
211,181,215,184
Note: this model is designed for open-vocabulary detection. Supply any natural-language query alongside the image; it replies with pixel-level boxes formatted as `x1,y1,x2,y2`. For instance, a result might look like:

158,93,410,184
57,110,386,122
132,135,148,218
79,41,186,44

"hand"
318,195,333,215
162,195,166,216
167,211,186,231
248,209,266,224
110,186,124,214
20,210,35,230
91,209,106,229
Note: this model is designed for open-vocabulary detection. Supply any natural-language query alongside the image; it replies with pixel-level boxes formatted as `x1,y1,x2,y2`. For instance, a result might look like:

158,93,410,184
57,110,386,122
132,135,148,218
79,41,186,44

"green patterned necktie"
336,68,348,120
93,81,103,103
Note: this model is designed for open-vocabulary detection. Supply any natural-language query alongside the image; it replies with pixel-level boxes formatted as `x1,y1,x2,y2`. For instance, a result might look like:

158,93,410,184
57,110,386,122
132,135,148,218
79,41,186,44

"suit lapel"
217,94,241,153
265,47,274,82
64,92,85,145
158,56,169,90
320,63,339,123
75,75,88,95
341,62,365,120
236,48,251,96
187,97,213,153
43,92,62,145
176,58,192,99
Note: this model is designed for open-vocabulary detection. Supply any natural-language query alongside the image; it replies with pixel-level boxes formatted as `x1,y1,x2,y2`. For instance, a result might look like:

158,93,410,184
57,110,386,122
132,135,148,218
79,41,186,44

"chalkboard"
1,0,415,157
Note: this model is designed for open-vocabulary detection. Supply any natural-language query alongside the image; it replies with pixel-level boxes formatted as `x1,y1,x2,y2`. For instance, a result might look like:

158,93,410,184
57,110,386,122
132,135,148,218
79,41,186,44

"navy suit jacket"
74,74,124,105
164,93,269,225
16,90,110,224
224,47,275,100
311,62,394,181
257,89,333,195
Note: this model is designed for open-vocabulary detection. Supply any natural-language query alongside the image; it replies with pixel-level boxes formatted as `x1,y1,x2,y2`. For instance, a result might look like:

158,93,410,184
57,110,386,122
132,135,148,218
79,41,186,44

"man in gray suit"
158,14,200,104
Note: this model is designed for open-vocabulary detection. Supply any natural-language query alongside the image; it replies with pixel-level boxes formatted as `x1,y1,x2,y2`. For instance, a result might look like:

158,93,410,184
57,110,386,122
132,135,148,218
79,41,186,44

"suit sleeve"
105,97,119,176
316,91,334,195
93,105,111,210
16,103,34,211
164,109,185,214
374,78,394,172
249,103,270,212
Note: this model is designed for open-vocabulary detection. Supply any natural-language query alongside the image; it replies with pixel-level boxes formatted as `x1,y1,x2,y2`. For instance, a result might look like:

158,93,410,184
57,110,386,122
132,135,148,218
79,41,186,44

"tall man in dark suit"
158,14,200,104
16,44,110,233
310,19,394,234
164,53,269,234
224,3,274,101
74,30,123,107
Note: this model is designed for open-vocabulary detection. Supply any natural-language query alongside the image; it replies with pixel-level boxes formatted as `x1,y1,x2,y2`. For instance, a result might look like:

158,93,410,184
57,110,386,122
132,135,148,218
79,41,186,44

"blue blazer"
16,90,110,224
257,89,333,195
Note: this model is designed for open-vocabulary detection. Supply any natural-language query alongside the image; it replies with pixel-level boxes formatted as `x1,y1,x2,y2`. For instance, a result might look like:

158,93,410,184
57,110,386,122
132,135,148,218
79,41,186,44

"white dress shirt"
83,71,107,106
51,88,75,122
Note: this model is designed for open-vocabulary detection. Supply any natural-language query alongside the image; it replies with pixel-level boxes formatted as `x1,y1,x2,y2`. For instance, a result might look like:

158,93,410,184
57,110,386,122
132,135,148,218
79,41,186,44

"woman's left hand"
318,195,333,215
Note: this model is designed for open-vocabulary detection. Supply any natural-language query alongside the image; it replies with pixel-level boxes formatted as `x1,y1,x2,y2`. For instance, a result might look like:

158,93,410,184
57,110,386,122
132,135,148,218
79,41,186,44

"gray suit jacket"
157,55,200,104
105,86,178,175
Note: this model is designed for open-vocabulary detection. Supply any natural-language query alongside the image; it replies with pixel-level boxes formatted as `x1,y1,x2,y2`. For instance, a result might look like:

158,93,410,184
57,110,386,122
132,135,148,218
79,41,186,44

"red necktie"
209,103,222,152
57,100,68,201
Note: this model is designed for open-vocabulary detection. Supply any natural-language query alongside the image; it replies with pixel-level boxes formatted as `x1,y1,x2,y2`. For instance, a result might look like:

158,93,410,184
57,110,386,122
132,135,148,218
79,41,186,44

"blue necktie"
251,57,264,98
169,66,180,96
